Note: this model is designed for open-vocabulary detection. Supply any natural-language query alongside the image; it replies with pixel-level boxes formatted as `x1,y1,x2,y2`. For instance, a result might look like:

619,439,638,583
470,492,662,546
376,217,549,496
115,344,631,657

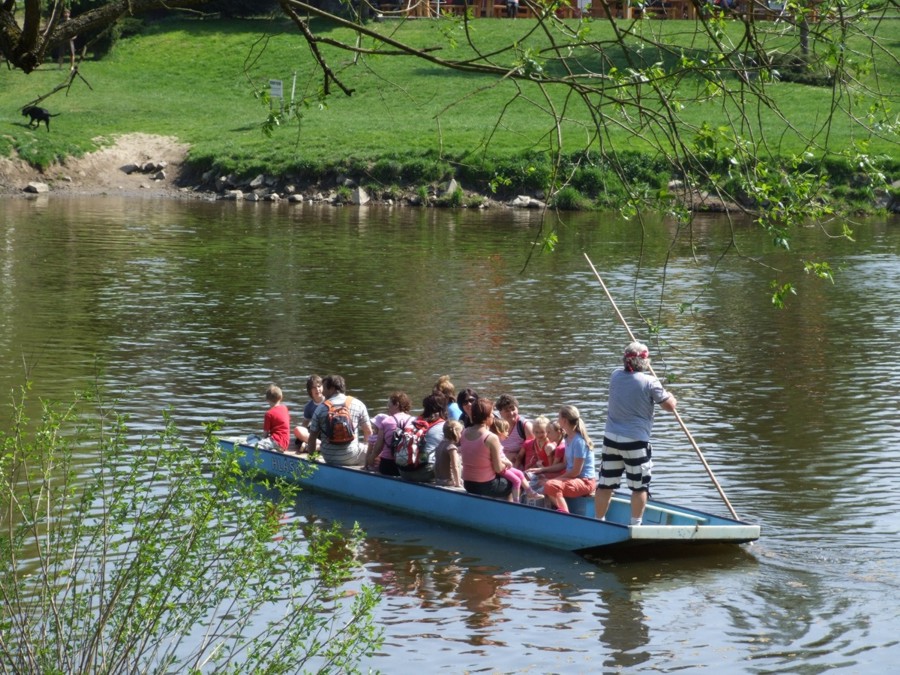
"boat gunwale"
219,436,760,551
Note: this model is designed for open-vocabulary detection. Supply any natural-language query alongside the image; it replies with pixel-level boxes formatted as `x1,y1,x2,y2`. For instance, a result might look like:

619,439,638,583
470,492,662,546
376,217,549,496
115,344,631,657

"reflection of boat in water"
282,482,631,635
281,478,759,667
220,437,760,554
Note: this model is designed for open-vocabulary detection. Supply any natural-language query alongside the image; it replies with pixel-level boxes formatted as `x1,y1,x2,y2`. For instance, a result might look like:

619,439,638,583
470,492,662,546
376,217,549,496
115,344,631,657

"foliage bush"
400,156,453,184
0,384,382,674
455,157,494,190
506,154,554,194
593,180,631,208
371,157,404,185
829,184,873,208
616,151,671,188
288,157,329,183
570,165,608,197
377,184,404,201
769,51,835,87
549,185,590,210
184,144,894,214
336,184,353,202
437,187,464,207
820,155,857,184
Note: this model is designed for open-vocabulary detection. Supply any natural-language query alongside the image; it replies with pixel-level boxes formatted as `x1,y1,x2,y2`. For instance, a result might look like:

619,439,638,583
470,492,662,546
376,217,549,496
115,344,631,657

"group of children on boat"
258,342,677,524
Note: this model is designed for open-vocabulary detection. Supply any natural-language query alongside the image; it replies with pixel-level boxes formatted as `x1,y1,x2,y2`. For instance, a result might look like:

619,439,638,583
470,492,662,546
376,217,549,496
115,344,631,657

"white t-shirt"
604,368,671,441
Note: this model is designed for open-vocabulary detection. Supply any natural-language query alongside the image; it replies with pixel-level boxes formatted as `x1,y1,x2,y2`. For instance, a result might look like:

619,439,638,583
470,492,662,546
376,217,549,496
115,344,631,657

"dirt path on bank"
0,133,192,198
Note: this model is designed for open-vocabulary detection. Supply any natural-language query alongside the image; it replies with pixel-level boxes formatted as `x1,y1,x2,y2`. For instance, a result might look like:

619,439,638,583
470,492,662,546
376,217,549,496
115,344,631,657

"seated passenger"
492,418,538,502
460,398,513,501
457,388,478,428
366,391,414,476
434,375,463,421
496,393,533,469
293,374,325,450
397,393,447,483
434,419,463,487
520,415,554,471
542,406,596,513
529,418,567,490
306,374,373,466
258,384,291,451
367,413,388,468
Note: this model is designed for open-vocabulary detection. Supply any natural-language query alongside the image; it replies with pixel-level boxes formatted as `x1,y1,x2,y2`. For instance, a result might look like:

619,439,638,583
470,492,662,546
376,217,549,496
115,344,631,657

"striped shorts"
598,433,652,492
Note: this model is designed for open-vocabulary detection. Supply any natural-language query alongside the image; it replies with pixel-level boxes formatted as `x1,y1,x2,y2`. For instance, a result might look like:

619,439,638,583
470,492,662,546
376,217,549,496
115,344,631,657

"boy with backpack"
306,374,373,466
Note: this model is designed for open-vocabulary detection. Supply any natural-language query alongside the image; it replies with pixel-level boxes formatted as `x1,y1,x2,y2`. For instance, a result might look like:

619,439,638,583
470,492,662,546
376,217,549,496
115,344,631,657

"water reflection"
1,197,899,672
290,488,761,671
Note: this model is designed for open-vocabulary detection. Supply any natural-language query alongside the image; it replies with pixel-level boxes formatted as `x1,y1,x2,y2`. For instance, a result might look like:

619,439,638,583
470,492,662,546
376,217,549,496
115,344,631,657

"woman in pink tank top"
460,398,513,500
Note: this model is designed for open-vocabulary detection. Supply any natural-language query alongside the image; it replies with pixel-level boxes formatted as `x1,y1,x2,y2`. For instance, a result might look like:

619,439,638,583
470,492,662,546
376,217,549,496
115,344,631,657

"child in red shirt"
520,415,554,471
530,419,566,485
261,384,291,451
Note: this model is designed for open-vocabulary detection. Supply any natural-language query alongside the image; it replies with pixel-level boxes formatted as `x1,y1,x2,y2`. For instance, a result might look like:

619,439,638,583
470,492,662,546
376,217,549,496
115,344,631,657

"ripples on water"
2,198,899,671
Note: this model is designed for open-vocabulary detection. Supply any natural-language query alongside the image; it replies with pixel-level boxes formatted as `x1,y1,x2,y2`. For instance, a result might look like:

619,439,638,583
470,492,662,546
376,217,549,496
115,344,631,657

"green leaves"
1,385,382,673
803,260,835,283
770,281,797,309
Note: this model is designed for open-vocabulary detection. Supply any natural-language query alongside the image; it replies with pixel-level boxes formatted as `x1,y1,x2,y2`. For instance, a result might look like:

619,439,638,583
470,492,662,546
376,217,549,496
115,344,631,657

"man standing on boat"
594,342,677,526
306,374,373,466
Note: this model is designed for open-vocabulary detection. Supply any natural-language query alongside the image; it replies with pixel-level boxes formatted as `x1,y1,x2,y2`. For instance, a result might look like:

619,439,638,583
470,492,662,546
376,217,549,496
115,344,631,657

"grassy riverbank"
2,14,898,205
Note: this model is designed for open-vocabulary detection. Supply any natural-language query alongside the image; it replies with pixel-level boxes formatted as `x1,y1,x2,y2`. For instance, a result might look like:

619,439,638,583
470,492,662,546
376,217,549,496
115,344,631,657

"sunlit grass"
0,14,895,173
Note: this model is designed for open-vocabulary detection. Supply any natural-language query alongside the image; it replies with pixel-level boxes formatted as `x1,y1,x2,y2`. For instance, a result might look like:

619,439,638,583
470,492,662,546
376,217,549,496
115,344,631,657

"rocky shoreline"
3,133,898,213
1,151,742,213
0,132,740,211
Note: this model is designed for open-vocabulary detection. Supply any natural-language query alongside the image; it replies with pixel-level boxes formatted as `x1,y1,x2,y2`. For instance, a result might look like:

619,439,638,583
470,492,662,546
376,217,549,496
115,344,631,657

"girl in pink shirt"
492,418,538,502
366,391,413,476
460,399,513,500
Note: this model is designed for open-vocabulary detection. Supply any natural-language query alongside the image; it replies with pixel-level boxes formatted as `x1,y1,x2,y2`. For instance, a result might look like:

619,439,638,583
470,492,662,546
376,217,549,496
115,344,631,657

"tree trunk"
0,0,208,73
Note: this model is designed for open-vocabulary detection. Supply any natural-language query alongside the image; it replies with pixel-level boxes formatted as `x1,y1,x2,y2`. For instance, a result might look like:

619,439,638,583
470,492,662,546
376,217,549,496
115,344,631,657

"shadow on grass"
407,42,711,80
143,15,349,38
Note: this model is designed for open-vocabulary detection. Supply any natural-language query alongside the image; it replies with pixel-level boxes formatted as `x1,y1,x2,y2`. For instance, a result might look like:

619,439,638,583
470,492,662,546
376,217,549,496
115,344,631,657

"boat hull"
219,437,760,553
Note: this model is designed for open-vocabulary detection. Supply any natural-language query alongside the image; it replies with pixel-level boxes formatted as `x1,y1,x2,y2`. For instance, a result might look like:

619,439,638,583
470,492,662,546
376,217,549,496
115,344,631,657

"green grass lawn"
1,13,897,184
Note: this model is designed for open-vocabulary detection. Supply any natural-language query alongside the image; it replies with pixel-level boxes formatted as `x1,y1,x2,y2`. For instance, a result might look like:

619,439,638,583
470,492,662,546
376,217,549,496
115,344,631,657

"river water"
1,195,899,673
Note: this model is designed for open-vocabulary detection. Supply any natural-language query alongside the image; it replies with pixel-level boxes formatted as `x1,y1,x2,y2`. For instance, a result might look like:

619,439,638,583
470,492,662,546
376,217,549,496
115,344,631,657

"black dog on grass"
22,106,60,131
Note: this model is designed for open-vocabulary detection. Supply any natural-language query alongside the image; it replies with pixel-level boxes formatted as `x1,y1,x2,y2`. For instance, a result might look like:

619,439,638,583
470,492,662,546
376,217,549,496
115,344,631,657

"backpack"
322,396,356,445
393,417,441,470
516,417,527,439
